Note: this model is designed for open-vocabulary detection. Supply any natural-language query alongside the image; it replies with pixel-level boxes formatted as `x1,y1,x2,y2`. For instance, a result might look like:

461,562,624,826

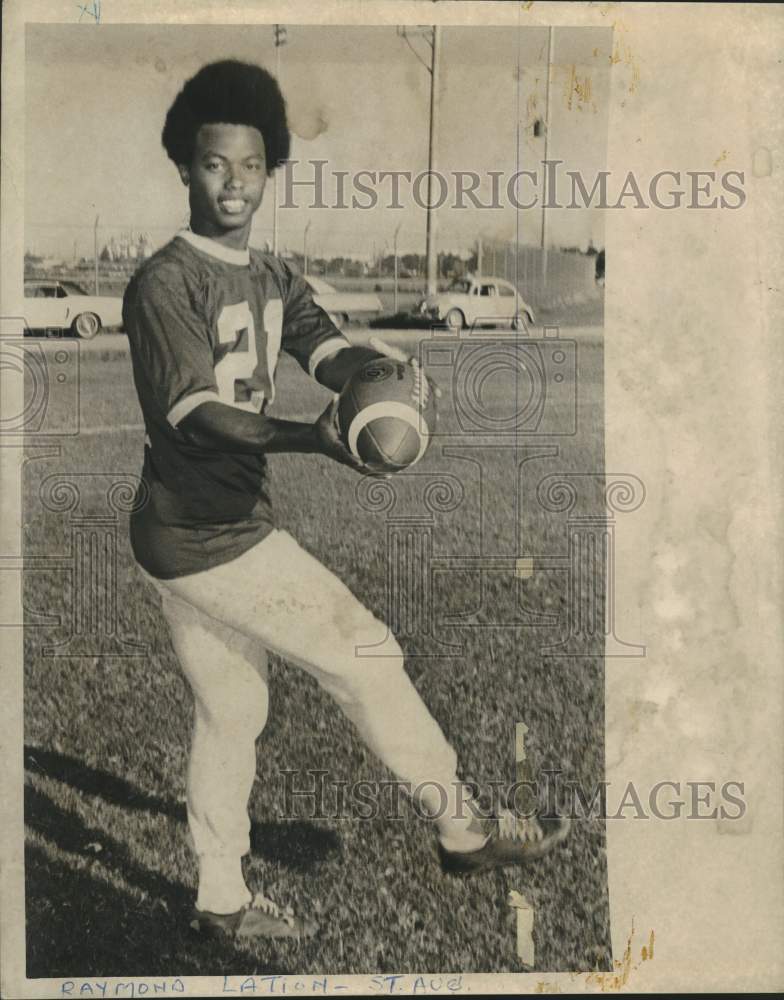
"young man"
123,60,569,942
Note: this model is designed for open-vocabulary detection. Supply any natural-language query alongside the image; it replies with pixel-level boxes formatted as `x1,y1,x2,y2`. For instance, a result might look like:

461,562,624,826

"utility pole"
393,221,402,315
398,25,440,298
93,215,99,294
303,220,311,276
425,26,440,297
540,26,554,285
272,24,287,255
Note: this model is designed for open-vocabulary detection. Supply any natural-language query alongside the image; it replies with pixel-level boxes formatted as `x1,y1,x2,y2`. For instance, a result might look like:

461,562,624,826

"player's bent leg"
154,531,570,871
156,530,460,806
309,629,460,812
147,578,269,914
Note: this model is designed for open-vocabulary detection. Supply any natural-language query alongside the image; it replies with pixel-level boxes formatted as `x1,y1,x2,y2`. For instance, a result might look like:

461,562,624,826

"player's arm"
313,345,384,393
179,404,316,454
127,269,361,468
277,263,386,391
315,338,441,404
275,263,429,392
179,398,360,469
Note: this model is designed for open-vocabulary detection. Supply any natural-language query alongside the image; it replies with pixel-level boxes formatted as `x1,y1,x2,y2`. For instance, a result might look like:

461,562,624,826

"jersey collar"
177,229,250,266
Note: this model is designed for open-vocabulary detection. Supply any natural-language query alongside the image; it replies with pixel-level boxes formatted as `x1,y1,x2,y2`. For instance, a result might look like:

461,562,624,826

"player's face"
180,123,267,249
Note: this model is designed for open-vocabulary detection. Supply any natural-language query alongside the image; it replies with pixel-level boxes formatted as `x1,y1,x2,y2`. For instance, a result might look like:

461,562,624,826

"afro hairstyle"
162,60,290,173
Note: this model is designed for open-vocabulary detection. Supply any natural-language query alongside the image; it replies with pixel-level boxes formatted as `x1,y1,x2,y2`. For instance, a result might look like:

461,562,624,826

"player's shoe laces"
189,891,316,941
438,808,570,875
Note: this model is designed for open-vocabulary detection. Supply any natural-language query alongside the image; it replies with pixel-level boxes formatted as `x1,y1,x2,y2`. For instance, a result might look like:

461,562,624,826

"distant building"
100,231,154,264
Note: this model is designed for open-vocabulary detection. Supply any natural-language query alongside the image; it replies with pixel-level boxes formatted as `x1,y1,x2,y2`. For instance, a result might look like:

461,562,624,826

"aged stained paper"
1,1,782,996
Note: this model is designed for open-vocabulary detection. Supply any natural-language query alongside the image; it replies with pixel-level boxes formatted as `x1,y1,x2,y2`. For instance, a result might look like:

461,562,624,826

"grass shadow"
249,820,342,872
25,744,186,823
24,785,292,977
23,746,345,976
25,744,344,873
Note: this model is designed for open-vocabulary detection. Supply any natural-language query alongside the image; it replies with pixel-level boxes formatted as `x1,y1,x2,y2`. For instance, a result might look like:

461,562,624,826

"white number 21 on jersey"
215,300,283,411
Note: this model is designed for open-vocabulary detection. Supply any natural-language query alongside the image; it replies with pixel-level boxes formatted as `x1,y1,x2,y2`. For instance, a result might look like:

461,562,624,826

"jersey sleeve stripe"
308,336,351,379
167,389,222,428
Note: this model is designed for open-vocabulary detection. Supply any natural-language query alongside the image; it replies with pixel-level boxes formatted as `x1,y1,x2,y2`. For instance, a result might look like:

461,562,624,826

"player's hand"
314,395,366,472
368,336,442,404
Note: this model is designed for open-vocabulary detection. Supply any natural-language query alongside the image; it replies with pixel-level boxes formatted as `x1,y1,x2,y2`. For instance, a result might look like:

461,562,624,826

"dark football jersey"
123,231,350,579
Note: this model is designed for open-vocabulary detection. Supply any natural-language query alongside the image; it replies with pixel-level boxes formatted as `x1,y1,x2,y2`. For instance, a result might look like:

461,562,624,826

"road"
26,323,603,359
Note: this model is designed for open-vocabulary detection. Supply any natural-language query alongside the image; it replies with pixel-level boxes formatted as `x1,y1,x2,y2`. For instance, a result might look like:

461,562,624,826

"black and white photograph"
1,2,782,997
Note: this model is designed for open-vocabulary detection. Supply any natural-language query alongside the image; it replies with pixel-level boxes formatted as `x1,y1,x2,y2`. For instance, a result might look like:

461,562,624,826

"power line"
397,26,432,74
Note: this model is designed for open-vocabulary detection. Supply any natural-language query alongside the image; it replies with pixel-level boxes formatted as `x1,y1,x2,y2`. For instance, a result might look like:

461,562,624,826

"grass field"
22,327,611,977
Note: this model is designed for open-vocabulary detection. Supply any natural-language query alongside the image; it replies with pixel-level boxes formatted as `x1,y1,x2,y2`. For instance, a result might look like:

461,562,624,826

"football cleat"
189,891,317,941
438,809,571,876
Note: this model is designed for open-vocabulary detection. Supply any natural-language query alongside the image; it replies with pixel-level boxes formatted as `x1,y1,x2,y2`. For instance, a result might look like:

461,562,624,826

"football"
338,357,437,473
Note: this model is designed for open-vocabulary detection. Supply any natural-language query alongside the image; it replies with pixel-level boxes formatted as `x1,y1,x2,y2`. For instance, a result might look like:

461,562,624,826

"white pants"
143,529,459,898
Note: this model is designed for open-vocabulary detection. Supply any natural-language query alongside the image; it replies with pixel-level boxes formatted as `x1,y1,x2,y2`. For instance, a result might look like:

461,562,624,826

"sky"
26,23,612,261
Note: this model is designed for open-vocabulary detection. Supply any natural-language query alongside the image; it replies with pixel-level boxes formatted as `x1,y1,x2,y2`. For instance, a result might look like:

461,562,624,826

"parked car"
416,274,535,332
304,275,384,329
23,280,124,339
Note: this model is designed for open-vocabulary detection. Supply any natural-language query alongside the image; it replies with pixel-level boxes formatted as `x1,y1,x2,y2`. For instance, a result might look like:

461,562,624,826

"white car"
304,276,384,330
417,274,535,332
23,280,124,339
